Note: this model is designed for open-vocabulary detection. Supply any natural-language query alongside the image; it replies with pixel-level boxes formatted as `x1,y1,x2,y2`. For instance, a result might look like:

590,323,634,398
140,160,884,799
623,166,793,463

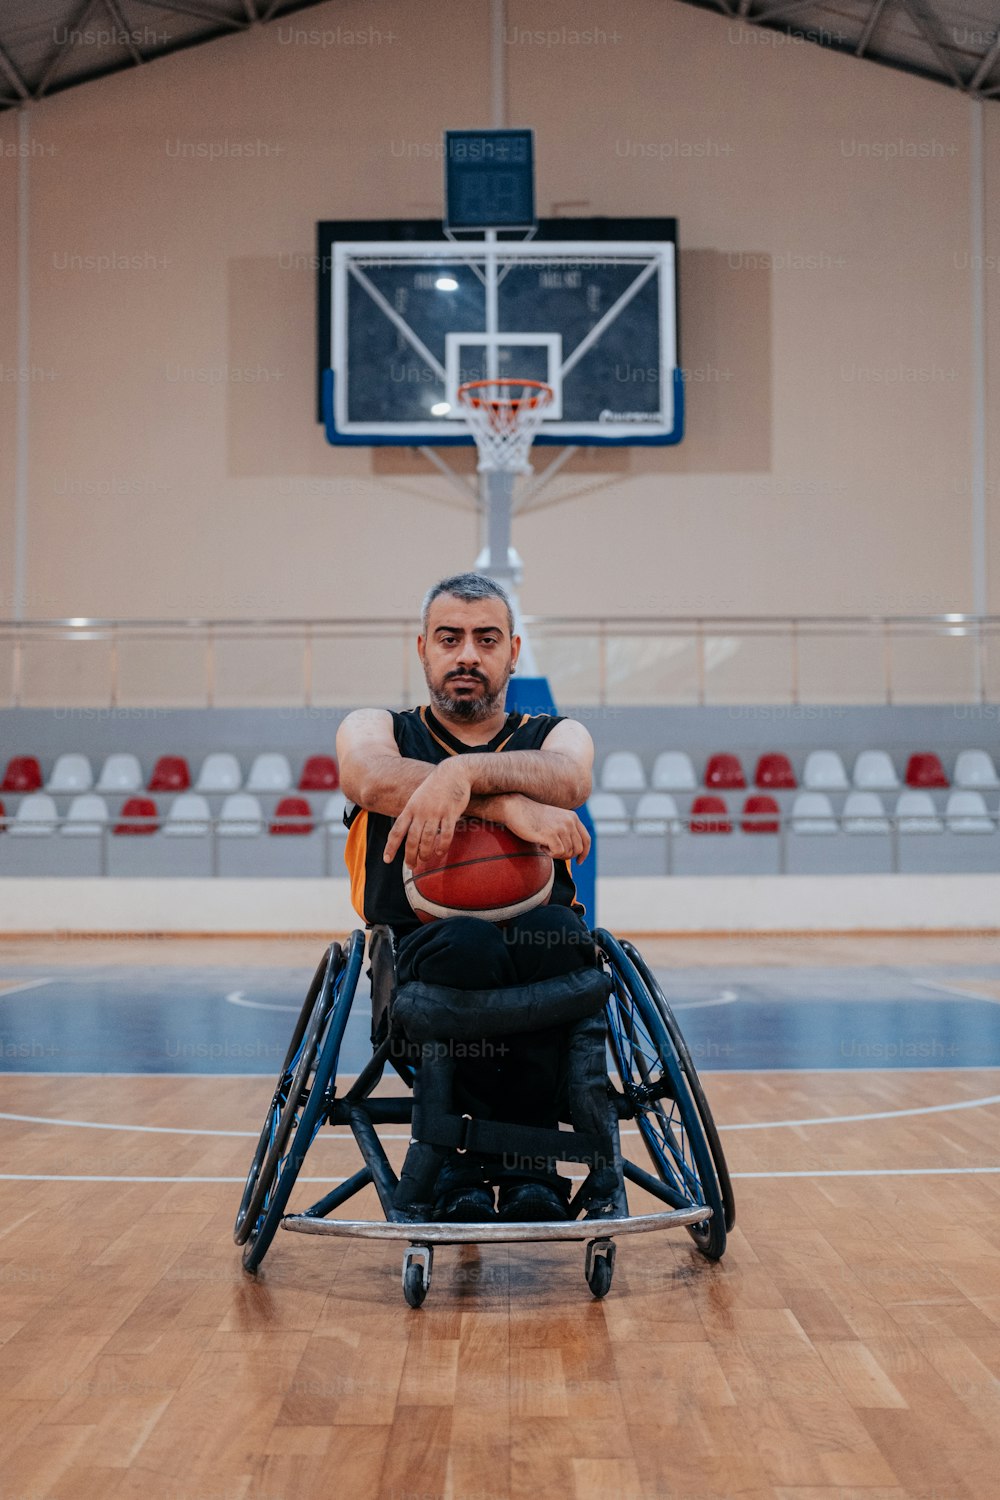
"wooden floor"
1,934,999,1500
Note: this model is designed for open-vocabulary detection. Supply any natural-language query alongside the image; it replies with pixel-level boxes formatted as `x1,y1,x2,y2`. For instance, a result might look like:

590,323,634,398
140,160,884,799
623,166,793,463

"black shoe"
433,1185,497,1223
497,1181,570,1223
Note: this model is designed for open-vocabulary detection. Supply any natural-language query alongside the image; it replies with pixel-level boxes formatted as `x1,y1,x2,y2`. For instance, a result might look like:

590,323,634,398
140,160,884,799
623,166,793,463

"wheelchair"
233,924,735,1306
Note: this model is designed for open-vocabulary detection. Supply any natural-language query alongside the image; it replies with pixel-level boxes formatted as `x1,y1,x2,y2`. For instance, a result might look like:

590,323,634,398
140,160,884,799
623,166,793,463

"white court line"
225,990,298,1013
671,989,739,1011
2,1167,1000,1183
912,978,1000,1004
4,1092,1000,1139
0,977,54,998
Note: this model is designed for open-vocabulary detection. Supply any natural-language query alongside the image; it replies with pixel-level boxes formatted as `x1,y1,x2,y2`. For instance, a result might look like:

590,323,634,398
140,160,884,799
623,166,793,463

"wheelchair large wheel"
621,940,736,1234
596,931,727,1261
235,929,366,1272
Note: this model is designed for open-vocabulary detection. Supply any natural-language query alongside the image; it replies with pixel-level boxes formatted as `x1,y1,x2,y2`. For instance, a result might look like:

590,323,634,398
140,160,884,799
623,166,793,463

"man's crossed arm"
336,709,593,868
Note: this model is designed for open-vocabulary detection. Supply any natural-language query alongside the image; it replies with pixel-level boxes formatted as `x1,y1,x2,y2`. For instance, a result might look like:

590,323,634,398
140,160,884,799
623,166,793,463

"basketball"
403,817,554,924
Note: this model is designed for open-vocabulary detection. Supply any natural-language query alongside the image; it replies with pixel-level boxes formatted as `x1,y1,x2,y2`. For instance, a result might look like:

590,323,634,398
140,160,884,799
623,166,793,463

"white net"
456,379,554,473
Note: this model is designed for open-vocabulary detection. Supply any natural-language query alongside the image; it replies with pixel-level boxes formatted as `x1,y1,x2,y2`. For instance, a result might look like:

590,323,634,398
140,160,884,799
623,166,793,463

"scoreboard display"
444,129,536,232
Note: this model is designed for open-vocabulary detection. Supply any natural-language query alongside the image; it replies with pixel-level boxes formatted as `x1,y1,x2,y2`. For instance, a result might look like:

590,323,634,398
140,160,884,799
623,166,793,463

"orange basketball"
403,817,554,924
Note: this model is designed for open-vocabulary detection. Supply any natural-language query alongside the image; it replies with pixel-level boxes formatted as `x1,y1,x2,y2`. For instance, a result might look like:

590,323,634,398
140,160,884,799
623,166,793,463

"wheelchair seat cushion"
391,966,612,1043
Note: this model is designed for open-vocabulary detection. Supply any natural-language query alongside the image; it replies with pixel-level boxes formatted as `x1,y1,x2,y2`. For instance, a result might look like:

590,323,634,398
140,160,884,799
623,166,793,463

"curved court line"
0,977,54,998
717,1092,1000,1131
912,978,1000,1004
2,1167,1000,1183
671,989,739,1011
224,990,299,1013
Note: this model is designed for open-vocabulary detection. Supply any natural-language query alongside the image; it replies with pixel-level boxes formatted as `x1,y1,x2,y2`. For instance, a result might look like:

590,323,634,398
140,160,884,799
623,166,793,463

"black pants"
396,905,597,1196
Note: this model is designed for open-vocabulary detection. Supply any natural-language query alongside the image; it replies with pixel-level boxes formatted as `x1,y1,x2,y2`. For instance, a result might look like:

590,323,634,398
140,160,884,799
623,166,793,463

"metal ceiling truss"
0,0,331,110
680,0,1000,98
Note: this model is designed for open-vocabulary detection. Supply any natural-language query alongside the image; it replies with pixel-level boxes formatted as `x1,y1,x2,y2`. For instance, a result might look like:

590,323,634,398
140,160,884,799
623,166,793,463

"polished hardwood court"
1,934,999,1500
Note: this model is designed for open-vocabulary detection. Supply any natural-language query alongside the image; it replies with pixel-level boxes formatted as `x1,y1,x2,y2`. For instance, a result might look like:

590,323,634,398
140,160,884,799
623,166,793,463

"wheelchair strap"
412,1107,609,1170
392,966,612,1042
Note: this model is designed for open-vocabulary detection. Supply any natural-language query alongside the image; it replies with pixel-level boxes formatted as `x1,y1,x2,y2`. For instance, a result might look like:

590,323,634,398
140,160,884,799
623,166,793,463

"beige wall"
3,0,998,627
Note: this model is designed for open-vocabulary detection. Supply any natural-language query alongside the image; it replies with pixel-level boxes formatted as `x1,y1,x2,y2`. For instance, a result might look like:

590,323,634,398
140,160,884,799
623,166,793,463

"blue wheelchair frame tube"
504,675,597,925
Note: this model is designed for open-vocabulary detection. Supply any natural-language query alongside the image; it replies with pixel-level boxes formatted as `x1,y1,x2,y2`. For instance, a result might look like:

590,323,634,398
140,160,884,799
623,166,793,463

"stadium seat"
790,791,838,834
599,752,646,792
2,755,42,793
320,791,349,833
587,792,630,835
246,753,293,792
741,794,780,834
148,755,191,792
704,753,745,790
651,751,697,791
0,798,5,831
164,792,212,836
8,792,59,835
753,753,796,790
61,794,109,836
905,752,948,788
842,791,891,834
46,753,93,793
114,796,159,835
689,794,732,834
218,793,265,837
96,753,143,793
945,790,995,834
634,792,681,835
270,795,314,835
895,790,943,834
195,752,243,793
954,750,1000,790
802,751,849,791
300,754,340,791
852,750,900,790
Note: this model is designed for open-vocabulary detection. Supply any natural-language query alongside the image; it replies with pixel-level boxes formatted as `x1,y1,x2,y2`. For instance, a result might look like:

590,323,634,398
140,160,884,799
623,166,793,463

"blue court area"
1,961,999,1074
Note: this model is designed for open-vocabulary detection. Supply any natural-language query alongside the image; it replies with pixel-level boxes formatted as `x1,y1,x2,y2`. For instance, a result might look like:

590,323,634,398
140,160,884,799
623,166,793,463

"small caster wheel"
402,1244,433,1308
584,1237,616,1299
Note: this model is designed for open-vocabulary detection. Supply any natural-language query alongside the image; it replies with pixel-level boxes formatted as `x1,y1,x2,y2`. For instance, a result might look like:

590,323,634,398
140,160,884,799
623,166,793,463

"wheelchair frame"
234,925,734,1305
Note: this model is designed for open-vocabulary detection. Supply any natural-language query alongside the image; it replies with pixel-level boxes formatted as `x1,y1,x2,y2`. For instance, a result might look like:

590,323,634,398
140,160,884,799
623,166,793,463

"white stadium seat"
217,793,265,836
195,752,243,793
245,753,293,792
802,751,849,791
895,790,943,834
46,753,94,793
164,792,212,836
599,751,646,792
587,792,630,836
852,750,899,791
61,793,109,836
790,791,838,834
321,791,349,833
842,791,890,834
96,753,143,793
651,751,697,791
954,750,1000,790
945,790,995,834
633,792,681,836
8,792,59,835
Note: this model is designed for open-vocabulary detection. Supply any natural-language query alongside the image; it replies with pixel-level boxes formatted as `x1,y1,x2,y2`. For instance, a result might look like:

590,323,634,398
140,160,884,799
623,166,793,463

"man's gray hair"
421,572,514,636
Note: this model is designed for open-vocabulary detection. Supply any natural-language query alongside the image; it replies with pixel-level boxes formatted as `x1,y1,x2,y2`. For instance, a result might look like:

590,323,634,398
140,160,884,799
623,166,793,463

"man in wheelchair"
336,572,604,1225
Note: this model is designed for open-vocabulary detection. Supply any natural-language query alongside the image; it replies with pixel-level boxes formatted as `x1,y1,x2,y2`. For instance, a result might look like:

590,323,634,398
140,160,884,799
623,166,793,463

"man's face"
418,595,520,723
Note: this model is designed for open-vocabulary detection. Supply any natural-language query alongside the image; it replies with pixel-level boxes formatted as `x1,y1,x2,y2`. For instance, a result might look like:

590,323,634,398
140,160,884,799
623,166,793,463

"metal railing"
1,614,998,709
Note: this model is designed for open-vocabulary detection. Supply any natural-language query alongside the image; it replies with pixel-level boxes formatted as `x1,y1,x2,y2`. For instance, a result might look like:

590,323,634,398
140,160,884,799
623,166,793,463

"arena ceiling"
0,0,997,114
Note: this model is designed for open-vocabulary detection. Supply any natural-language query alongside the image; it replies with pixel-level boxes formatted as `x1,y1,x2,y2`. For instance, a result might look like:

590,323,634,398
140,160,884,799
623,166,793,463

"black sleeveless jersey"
343,704,584,931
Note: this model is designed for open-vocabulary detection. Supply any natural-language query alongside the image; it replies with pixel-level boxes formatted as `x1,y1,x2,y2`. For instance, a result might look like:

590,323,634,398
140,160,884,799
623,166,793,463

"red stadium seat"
741,794,780,834
299,754,339,791
754,752,796,789
2,755,42,792
148,755,191,791
270,796,314,835
0,797,5,831
689,794,732,834
905,752,949,788
704,753,745,790
114,796,159,835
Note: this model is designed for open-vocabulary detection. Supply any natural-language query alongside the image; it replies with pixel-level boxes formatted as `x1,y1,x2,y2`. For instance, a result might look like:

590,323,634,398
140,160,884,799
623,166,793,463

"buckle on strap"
455,1114,473,1154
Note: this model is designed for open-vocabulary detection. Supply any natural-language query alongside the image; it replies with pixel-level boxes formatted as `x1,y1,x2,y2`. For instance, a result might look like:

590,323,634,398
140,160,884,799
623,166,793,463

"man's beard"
426,664,512,723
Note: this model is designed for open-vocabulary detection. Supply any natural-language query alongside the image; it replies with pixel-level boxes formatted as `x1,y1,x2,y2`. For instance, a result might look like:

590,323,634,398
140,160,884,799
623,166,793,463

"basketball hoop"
456,378,554,474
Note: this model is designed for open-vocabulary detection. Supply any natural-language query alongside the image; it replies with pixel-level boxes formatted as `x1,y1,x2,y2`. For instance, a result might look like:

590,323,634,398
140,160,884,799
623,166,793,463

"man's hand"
499,794,592,865
383,760,472,867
